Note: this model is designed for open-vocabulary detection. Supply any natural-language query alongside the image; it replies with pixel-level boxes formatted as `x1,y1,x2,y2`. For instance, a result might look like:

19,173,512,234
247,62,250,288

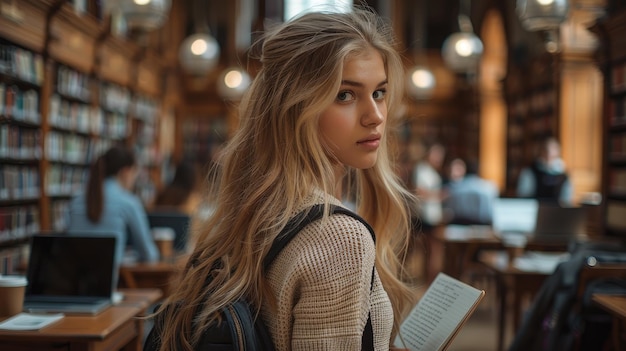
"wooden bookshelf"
0,0,167,273
591,9,626,241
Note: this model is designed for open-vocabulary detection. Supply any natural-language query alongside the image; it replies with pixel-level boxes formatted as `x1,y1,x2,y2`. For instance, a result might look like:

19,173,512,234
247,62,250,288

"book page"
394,273,485,351
0,313,64,330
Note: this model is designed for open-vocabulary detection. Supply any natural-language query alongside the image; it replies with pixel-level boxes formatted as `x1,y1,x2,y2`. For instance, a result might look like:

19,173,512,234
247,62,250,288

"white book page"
0,313,64,330
394,273,485,351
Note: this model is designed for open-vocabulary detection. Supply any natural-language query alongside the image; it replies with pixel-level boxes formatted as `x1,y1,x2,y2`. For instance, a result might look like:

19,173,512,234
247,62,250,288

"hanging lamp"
104,0,171,32
442,13,483,73
178,0,220,76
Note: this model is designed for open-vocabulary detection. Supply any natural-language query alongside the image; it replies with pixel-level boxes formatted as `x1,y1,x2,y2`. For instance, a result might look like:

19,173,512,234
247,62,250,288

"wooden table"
592,293,626,350
0,288,162,351
118,256,188,298
479,250,560,351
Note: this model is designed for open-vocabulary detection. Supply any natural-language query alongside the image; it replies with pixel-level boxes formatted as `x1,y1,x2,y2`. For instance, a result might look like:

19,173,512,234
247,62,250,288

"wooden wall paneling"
95,35,139,87
47,3,102,74
0,0,59,53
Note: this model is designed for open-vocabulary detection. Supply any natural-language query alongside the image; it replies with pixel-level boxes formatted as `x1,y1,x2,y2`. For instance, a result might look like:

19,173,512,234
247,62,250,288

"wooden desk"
119,257,187,298
592,294,626,350
434,225,572,281
0,288,162,351
479,251,560,351
433,225,501,280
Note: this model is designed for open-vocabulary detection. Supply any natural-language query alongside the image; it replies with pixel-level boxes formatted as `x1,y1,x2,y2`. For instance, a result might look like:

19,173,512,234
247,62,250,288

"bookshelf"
503,53,559,197
592,9,626,240
0,0,167,273
0,1,56,273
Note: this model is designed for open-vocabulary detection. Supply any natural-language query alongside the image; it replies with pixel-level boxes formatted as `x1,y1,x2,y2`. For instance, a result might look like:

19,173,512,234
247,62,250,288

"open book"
394,272,486,351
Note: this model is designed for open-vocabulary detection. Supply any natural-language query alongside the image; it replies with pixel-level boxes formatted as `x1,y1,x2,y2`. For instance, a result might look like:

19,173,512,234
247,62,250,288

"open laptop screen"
25,234,116,299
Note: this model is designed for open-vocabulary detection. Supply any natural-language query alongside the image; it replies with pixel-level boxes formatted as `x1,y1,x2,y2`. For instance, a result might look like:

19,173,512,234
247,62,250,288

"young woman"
156,8,417,351
66,145,160,266
152,161,201,216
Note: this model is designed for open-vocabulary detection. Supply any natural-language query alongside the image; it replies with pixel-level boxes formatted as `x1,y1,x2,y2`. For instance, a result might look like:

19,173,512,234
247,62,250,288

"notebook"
23,234,117,315
492,198,539,235
530,204,588,243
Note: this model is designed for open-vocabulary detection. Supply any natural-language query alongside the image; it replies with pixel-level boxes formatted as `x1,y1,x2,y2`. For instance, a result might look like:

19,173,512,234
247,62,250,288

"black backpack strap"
263,204,376,351
264,204,375,269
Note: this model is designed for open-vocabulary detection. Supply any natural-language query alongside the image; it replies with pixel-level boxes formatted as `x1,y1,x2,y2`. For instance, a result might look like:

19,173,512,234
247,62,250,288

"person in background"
517,136,573,205
66,145,160,268
153,8,417,351
413,141,446,283
152,161,201,216
444,158,499,225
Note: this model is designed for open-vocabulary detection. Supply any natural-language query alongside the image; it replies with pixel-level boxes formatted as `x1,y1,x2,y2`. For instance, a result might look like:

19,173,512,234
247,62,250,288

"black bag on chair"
144,204,376,351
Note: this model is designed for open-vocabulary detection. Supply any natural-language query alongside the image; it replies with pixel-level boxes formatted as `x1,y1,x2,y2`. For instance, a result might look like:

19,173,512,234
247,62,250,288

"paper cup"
0,275,27,317
152,227,175,260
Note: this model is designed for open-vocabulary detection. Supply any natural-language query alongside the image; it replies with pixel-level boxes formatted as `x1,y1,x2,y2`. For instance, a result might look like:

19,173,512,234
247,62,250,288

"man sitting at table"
444,158,499,225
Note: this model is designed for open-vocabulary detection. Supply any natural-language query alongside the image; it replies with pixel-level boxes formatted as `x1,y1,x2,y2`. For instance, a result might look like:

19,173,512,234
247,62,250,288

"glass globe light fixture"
117,0,171,32
517,0,569,32
179,33,221,76
442,32,484,73
217,67,252,100
407,66,436,100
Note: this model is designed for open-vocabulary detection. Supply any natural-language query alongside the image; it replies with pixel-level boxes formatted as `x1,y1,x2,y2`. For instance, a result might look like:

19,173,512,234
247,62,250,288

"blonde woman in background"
154,8,418,351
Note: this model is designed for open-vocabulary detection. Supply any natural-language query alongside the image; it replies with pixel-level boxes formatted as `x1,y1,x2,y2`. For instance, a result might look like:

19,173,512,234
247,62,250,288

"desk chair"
574,260,626,351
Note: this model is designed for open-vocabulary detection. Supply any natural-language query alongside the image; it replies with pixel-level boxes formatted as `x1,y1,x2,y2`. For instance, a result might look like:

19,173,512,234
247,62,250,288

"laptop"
530,204,588,243
492,198,539,235
147,212,191,253
23,234,117,315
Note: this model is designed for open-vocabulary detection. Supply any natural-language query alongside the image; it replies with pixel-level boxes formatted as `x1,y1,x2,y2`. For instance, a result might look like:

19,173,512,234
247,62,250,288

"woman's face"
319,47,387,170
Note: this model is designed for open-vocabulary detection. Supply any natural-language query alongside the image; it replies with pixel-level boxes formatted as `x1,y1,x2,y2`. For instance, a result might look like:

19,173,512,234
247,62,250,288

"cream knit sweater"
264,200,393,351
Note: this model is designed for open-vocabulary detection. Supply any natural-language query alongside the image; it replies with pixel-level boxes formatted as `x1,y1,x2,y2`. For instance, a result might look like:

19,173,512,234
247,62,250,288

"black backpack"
144,204,376,351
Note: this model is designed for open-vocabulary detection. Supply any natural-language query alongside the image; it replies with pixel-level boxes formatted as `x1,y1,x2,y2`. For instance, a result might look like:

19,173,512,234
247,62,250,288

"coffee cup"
0,275,28,317
152,227,175,260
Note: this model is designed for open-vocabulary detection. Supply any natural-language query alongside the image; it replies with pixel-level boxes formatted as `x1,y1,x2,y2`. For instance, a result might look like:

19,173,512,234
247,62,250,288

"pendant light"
178,0,220,76
216,66,251,100
407,0,436,100
516,0,569,53
103,0,171,33
442,13,483,73
517,0,569,32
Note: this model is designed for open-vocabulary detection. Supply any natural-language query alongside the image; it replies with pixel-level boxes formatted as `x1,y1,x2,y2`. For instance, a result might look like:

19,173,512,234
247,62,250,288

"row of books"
133,95,160,122
0,125,41,160
609,169,626,195
46,165,88,197
56,65,91,102
0,83,40,123
100,82,132,114
49,94,130,138
0,165,39,201
612,62,626,94
46,131,114,164
0,43,44,86
610,96,626,126
0,205,39,246
0,244,29,275
609,133,626,160
50,200,70,232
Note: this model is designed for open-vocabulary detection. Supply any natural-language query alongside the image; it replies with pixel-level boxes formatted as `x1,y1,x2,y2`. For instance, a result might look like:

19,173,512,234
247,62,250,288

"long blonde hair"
157,8,416,350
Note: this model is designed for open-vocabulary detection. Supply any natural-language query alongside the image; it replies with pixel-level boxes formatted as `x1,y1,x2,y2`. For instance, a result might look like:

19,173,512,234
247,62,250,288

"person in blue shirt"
444,158,499,225
66,145,160,272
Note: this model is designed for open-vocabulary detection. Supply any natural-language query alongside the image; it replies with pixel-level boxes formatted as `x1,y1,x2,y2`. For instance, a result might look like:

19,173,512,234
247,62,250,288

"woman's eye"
373,89,386,100
337,91,355,102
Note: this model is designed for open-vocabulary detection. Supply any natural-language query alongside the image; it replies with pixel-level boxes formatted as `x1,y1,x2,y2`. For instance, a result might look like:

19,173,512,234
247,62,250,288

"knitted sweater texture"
264,199,393,350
